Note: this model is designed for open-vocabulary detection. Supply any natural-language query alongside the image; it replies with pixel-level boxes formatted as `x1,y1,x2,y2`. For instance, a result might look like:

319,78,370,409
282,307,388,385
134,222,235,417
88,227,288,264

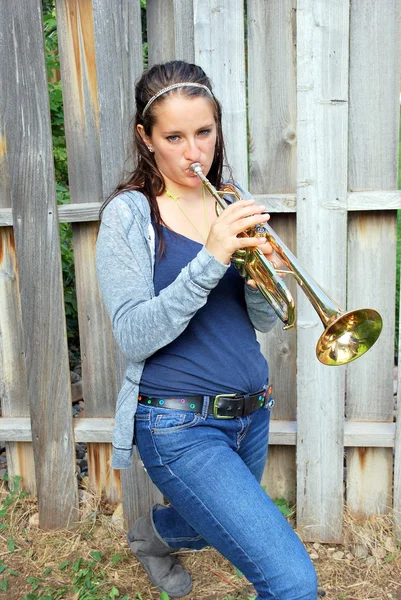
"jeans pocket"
151,409,200,435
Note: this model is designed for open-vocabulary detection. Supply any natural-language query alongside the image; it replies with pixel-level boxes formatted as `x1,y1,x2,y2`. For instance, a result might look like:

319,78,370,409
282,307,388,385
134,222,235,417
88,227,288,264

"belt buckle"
213,393,237,419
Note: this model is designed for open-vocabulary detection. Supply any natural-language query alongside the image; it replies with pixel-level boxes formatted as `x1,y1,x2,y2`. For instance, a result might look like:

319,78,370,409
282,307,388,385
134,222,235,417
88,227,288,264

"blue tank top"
139,226,268,396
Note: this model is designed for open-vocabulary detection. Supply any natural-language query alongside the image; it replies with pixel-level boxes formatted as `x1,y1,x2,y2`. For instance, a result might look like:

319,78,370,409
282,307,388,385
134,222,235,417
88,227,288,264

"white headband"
142,82,213,117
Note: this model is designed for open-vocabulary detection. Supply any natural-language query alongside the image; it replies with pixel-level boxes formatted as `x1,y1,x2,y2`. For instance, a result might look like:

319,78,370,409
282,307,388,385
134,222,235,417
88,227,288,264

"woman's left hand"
246,239,283,290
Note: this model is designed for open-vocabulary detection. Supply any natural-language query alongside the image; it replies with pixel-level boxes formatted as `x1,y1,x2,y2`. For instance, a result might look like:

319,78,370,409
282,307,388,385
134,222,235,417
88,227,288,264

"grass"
0,475,258,600
1,475,401,600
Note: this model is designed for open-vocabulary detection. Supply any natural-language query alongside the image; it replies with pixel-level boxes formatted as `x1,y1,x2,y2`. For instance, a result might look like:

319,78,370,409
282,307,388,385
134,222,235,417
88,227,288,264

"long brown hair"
99,61,229,252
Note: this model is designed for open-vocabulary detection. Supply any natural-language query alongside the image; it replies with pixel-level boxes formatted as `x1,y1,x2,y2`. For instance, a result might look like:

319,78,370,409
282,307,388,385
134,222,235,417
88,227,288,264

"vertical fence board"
173,0,194,63
56,0,119,503
247,0,297,503
395,338,401,538
248,0,297,193
0,48,36,493
57,0,162,518
0,229,35,494
93,0,143,199
296,0,349,542
194,0,247,183
2,0,78,528
147,0,175,67
346,0,400,517
92,0,162,521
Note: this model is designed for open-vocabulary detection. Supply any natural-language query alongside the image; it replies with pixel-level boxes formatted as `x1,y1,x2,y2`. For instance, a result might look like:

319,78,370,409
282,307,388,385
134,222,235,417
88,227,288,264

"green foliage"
14,552,132,599
273,497,294,518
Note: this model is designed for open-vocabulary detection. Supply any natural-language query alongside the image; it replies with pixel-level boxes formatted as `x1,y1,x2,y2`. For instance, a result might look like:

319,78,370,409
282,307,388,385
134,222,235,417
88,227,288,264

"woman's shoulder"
101,189,151,230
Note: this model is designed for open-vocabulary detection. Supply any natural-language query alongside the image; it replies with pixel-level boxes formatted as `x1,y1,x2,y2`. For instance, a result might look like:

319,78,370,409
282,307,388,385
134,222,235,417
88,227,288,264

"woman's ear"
137,124,151,147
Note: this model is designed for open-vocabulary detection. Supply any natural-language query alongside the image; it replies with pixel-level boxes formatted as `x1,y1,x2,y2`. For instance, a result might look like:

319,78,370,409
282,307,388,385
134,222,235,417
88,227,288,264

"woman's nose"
184,139,201,161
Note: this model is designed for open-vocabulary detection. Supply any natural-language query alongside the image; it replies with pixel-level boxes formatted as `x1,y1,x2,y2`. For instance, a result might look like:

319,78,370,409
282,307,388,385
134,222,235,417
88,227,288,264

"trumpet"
189,162,382,366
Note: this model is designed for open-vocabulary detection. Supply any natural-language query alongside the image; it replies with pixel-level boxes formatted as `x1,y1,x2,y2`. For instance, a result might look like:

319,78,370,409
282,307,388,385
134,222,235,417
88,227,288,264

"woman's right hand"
205,199,271,265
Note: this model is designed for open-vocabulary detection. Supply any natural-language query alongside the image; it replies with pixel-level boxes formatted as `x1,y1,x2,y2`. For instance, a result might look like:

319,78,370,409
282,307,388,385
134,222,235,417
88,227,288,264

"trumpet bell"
317,309,383,366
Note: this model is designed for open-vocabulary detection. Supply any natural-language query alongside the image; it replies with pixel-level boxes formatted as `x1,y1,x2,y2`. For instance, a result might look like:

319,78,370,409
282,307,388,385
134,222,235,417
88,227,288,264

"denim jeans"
134,397,317,600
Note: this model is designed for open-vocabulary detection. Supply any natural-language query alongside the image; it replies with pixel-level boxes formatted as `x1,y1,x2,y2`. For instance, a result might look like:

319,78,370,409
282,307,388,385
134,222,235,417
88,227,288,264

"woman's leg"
134,403,317,600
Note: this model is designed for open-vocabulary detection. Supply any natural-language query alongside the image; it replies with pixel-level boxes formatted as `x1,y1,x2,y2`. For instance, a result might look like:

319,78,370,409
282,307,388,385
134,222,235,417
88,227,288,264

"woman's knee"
287,561,318,600
258,556,318,600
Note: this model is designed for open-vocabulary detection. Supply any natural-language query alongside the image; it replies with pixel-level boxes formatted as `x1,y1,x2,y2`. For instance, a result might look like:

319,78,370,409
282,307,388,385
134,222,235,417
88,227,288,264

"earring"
147,145,154,153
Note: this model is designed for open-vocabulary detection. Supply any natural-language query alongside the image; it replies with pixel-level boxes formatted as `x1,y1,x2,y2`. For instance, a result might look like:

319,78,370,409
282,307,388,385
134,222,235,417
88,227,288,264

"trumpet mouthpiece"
189,162,202,174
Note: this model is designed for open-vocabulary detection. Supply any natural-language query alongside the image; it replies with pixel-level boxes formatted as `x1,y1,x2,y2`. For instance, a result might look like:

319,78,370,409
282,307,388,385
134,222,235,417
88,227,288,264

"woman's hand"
245,238,283,290
246,242,283,290
205,199,271,265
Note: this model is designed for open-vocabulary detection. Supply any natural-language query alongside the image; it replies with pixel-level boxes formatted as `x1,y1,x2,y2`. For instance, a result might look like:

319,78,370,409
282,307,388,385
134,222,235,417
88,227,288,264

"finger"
246,279,258,289
234,236,266,250
233,213,270,234
220,200,268,221
256,241,274,255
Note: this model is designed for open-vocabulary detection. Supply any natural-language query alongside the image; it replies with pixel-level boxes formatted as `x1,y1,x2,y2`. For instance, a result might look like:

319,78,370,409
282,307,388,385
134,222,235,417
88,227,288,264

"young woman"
96,60,318,600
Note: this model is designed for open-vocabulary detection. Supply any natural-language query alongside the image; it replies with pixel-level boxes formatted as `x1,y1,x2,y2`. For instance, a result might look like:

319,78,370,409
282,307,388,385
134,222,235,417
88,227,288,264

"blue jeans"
134,397,317,600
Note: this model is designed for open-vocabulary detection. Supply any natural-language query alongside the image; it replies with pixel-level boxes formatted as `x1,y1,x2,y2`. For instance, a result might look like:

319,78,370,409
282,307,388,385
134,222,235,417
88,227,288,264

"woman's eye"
198,129,211,136
167,135,180,142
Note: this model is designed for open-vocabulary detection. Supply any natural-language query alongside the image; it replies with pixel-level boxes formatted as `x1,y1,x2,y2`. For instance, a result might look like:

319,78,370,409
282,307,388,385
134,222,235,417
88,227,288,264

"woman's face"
138,94,217,192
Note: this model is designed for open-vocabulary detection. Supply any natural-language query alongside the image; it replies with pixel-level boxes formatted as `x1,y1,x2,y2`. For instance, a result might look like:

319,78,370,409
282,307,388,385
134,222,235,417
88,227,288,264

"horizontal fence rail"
0,418,396,447
1,190,401,225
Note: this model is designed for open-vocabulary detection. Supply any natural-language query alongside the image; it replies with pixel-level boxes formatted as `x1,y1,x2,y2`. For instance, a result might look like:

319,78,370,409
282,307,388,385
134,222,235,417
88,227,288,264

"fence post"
1,0,78,528
296,0,349,542
346,0,400,519
147,0,176,66
193,0,248,184
247,0,298,504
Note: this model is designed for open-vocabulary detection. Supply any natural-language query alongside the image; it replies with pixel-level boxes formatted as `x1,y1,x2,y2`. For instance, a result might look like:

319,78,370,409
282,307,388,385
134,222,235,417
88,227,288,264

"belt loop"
201,396,210,419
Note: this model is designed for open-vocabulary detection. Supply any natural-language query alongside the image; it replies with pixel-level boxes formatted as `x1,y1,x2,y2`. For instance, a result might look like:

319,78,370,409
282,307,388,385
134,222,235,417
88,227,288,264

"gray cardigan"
96,188,278,468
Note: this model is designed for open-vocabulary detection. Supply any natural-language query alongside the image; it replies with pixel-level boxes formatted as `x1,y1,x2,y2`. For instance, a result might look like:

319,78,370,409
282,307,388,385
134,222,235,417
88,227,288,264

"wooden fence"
0,0,400,543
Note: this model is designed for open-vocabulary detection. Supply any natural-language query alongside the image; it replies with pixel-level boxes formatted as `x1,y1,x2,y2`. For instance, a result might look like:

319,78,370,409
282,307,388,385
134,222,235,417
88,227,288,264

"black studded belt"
138,385,274,419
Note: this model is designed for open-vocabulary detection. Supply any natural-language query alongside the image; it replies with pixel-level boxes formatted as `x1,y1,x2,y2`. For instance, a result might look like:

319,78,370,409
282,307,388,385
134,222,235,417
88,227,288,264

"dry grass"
0,479,400,600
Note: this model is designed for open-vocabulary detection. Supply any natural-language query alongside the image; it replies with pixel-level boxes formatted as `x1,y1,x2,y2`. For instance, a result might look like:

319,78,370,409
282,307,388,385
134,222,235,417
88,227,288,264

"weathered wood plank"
0,16,36,495
121,448,163,530
347,448,393,518
194,0,247,184
91,0,160,518
0,417,396,447
347,190,401,211
346,0,400,519
0,229,36,494
296,0,349,542
147,0,175,67
395,346,401,539
248,0,297,194
173,0,194,63
248,0,298,504
56,0,117,504
2,0,78,528
56,0,143,507
3,190,401,227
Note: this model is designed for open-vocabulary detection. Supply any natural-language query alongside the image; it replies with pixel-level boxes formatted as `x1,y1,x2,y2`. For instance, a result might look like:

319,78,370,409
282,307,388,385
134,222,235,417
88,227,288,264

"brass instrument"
189,162,382,366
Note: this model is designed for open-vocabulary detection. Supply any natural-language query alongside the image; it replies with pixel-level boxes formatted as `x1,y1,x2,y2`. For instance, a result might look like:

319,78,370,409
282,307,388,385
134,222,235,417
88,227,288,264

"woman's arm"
244,285,279,332
96,195,229,363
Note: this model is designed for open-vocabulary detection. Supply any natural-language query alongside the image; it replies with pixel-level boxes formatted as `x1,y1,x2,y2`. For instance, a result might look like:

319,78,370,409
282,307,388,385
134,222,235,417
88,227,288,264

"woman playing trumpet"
96,60,318,600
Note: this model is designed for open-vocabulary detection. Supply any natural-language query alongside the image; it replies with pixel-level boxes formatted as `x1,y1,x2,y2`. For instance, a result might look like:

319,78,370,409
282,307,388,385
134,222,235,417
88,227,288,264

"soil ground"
0,481,400,600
